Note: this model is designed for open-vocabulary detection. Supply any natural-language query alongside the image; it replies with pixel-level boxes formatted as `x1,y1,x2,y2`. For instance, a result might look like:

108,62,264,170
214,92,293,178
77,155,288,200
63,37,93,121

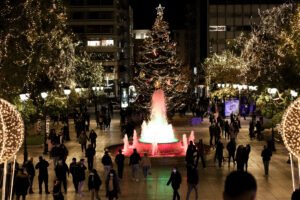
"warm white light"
19,93,30,102
267,88,277,95
41,92,48,99
242,84,248,90
87,40,100,47
237,85,243,90
281,97,300,157
233,84,238,89
291,90,298,97
217,84,221,88
0,99,24,163
63,88,71,95
75,87,81,93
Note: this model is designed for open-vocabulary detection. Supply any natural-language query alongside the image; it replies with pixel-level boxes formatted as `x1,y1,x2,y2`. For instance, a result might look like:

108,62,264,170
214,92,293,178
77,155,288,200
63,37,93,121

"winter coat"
14,172,30,196
129,152,141,165
88,172,102,191
167,171,182,189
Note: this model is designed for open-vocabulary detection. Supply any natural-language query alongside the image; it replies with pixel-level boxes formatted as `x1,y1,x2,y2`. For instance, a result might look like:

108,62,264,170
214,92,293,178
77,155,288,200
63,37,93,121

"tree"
204,50,246,86
241,3,300,90
0,0,76,101
132,4,189,117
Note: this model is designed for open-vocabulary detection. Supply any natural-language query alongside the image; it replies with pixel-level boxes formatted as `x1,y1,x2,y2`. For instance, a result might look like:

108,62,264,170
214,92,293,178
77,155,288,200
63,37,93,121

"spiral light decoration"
0,99,24,163
281,97,300,158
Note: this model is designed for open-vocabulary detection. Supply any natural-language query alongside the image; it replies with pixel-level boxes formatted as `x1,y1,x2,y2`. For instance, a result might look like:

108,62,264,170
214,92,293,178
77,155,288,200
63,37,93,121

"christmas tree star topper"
156,4,165,17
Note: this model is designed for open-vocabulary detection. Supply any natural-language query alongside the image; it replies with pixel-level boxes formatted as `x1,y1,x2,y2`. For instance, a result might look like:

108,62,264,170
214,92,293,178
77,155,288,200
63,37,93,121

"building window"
87,11,114,20
87,39,114,47
71,12,85,19
72,25,84,33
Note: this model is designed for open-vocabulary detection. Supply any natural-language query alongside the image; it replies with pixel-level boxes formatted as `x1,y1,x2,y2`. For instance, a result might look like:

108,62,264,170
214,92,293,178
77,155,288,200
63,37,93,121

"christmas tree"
133,4,189,117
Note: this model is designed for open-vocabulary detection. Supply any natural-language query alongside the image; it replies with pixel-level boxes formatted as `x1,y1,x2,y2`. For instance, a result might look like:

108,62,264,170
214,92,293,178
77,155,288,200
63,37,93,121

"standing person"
216,140,224,168
54,160,69,193
226,139,236,167
86,144,96,170
196,139,206,168
255,120,262,140
166,167,182,200
102,150,113,177
186,164,199,200
224,120,230,140
78,131,88,152
244,144,251,171
261,145,272,175
140,153,151,179
78,159,87,197
69,158,80,193
115,149,125,179
89,130,98,149
105,169,120,200
88,169,102,200
215,124,221,145
14,168,30,200
129,148,141,182
35,156,50,194
249,120,255,139
53,179,64,200
24,157,35,194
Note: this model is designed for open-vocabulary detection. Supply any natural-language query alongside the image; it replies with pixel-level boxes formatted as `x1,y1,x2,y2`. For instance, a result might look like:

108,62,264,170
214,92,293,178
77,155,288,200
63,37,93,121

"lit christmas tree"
133,4,189,117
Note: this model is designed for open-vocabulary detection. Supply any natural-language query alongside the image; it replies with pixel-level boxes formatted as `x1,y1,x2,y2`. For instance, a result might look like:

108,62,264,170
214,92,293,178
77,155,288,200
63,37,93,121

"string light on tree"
281,97,300,158
0,99,24,163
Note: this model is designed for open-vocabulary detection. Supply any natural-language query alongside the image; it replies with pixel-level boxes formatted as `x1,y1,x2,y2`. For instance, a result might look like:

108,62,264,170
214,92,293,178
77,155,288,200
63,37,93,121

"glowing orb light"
0,99,24,163
281,97,300,158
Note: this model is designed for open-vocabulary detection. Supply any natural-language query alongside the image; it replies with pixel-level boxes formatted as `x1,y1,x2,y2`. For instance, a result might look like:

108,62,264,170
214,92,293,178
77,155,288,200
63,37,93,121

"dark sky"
129,0,185,29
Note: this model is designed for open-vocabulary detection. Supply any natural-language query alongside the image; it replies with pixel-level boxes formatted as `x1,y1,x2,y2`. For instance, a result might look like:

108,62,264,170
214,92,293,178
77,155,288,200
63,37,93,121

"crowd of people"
1,105,297,200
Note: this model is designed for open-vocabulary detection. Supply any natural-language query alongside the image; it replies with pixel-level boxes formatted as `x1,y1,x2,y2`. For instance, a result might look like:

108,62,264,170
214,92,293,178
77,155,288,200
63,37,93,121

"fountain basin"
137,140,184,156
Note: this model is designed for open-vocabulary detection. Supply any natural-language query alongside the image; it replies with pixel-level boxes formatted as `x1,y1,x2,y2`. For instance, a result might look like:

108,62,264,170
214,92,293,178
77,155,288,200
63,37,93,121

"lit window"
209,26,226,32
87,40,101,46
101,39,114,46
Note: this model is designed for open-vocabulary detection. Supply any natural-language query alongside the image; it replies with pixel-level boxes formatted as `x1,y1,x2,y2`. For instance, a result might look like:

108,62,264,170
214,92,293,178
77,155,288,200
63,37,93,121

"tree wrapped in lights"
0,0,76,100
133,4,189,117
241,3,300,89
204,50,246,85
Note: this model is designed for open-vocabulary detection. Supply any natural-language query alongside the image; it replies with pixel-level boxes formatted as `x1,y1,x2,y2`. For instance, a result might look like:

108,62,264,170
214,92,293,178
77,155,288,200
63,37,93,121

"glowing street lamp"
41,92,48,154
267,87,278,151
19,93,30,162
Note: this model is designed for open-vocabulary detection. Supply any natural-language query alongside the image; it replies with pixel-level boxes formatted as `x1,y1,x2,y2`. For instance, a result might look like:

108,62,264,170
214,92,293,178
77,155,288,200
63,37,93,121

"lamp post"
64,88,71,127
267,87,278,151
92,85,101,114
19,93,30,163
41,92,48,154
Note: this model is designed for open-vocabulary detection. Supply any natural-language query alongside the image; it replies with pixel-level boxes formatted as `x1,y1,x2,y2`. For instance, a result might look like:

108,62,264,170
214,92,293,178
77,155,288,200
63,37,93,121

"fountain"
122,89,195,157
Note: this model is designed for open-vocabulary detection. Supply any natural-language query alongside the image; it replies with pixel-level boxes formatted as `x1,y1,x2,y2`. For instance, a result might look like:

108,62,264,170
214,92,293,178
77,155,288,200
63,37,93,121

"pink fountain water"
123,89,195,156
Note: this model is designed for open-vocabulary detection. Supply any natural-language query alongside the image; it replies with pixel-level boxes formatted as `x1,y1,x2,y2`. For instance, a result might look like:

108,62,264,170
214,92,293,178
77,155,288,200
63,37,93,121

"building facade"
65,0,133,98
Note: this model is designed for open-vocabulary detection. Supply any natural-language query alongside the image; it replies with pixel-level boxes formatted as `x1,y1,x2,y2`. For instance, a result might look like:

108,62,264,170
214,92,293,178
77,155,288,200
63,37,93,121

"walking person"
236,145,245,171
186,164,199,200
166,167,182,200
261,145,272,175
24,157,35,194
78,131,88,152
115,149,125,179
129,148,141,182
35,156,50,194
196,139,206,168
215,140,224,168
209,122,215,146
88,169,102,200
14,168,30,200
102,150,113,177
105,169,120,200
86,144,96,170
78,159,87,197
226,139,236,167
140,153,151,179
54,160,69,193
53,179,64,200
185,141,196,166
69,158,80,193
89,130,98,149
244,144,251,171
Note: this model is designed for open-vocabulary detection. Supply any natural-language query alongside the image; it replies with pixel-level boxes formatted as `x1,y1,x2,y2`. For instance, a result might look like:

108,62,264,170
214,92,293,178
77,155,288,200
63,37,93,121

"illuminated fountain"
122,89,195,156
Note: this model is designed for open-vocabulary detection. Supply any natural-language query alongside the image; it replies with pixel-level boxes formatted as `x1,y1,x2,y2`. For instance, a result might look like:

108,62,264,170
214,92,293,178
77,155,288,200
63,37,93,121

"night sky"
129,0,185,29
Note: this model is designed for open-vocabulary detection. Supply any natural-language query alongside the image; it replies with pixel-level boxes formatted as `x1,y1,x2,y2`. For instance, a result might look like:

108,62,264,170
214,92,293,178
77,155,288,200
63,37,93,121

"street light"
267,87,278,151
64,87,71,127
19,93,30,163
41,92,48,154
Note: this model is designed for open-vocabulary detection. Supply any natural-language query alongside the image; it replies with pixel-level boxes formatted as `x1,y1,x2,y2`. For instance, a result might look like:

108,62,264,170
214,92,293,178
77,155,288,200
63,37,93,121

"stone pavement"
11,112,294,200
